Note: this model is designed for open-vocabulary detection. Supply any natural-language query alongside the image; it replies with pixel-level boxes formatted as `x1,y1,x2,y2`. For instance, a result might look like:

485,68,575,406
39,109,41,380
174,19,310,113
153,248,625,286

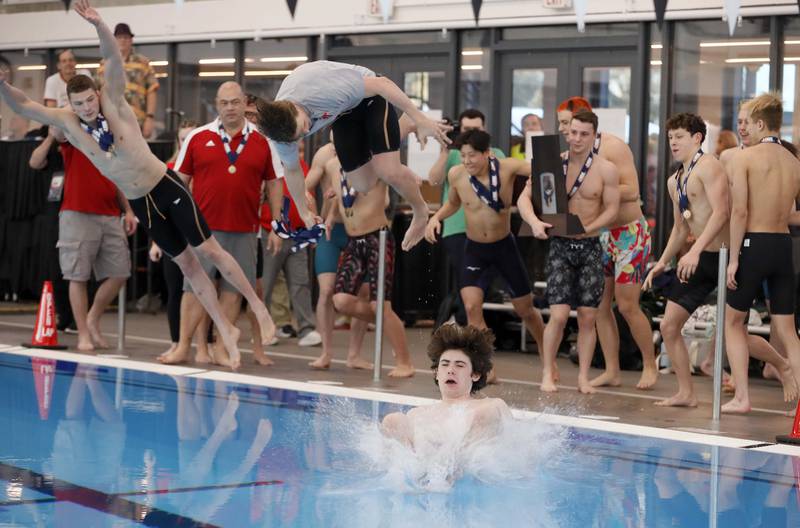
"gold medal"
228,165,237,174
682,209,692,220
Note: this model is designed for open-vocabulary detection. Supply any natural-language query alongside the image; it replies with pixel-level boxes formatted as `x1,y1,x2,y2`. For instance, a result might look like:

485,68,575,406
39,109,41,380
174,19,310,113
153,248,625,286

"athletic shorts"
667,251,719,315
601,216,651,284
545,236,605,308
128,169,212,258
727,233,796,315
314,222,348,275
332,95,401,173
56,210,131,282
335,228,394,302
183,230,257,294
461,234,532,299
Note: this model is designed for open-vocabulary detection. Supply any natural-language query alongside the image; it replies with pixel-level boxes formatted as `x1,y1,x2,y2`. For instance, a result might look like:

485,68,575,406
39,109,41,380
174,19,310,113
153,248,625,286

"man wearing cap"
96,22,159,138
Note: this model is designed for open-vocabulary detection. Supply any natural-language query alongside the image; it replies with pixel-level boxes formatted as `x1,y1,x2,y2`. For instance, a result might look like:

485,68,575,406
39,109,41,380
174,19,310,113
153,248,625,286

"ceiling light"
650,60,662,66
460,65,483,70
700,40,770,48
724,57,769,64
76,63,100,69
198,58,236,65
198,71,235,77
17,65,46,71
259,56,308,63
150,60,168,67
461,50,484,56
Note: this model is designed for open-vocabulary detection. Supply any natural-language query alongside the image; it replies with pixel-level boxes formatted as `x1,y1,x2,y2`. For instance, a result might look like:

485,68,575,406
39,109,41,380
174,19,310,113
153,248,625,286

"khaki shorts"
183,230,257,294
57,210,131,282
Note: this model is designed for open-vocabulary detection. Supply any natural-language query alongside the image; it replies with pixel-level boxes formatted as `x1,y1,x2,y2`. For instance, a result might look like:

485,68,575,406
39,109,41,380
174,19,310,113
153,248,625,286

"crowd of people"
3,0,800,415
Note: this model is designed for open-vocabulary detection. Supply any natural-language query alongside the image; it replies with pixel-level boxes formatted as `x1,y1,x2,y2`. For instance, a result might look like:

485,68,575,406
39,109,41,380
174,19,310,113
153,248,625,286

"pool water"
0,350,797,527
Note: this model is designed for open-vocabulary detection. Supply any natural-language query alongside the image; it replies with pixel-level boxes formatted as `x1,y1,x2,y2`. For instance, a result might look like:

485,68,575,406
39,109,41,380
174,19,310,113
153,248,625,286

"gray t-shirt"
273,60,375,168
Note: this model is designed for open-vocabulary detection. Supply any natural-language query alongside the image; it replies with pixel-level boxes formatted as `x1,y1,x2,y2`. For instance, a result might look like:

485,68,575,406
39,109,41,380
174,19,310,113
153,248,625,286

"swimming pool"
0,345,797,527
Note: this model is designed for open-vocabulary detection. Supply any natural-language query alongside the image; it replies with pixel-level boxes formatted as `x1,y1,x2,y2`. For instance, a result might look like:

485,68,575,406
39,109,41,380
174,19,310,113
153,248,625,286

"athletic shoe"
297,331,322,347
276,325,297,339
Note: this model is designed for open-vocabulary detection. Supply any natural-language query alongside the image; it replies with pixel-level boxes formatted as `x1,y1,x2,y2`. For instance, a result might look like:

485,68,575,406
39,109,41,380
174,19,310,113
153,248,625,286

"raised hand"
74,0,102,26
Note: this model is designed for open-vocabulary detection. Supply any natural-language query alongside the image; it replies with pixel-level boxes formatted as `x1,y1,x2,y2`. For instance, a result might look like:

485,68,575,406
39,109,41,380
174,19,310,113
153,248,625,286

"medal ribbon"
676,149,704,217
469,157,505,212
761,136,781,145
80,114,114,152
340,169,357,212
592,133,601,155
271,196,326,253
563,149,594,200
218,119,250,166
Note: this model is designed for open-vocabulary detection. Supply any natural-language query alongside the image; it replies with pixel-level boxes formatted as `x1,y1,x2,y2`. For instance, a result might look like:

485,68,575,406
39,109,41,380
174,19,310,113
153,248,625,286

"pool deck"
0,308,797,445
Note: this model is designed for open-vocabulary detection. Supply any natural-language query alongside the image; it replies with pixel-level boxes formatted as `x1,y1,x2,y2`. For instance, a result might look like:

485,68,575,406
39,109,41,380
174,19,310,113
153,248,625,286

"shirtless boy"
0,0,273,368
519,110,620,394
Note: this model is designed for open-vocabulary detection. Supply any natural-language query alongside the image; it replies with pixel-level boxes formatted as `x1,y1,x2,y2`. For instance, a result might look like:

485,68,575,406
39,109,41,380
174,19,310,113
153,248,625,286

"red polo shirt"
260,159,308,232
59,142,121,216
175,120,280,232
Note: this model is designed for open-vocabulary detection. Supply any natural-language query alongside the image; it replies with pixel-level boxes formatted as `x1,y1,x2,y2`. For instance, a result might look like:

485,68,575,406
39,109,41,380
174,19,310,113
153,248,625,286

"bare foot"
253,354,274,366
486,368,499,385
721,398,751,414
195,345,213,364
219,326,242,371
636,367,659,390
654,393,698,407
346,357,373,370
589,370,621,388
158,343,177,360
157,349,190,365
86,320,110,349
699,357,714,377
778,363,798,402
210,341,233,369
309,356,331,370
401,208,427,251
387,364,415,378
255,306,276,346
540,375,558,393
76,334,95,352
763,362,781,381
577,379,597,394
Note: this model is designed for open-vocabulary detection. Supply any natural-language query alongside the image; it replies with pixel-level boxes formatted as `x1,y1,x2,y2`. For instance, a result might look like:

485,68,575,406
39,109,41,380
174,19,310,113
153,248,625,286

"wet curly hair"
255,99,298,143
428,323,494,394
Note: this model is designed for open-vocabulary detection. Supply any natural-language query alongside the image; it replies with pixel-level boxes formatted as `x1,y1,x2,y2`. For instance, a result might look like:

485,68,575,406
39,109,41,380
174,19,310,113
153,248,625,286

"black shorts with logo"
332,95,401,172
727,233,796,315
545,236,605,308
461,234,532,299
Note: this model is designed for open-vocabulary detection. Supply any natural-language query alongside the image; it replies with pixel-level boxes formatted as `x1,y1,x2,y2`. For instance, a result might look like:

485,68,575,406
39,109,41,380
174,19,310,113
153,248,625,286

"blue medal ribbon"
469,156,505,212
218,119,250,167
563,148,595,200
80,113,115,153
340,169,357,216
270,196,326,253
676,149,704,218
760,136,781,145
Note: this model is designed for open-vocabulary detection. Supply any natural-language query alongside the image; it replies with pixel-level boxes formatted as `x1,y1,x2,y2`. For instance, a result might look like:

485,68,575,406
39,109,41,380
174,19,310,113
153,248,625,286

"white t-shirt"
43,70,91,108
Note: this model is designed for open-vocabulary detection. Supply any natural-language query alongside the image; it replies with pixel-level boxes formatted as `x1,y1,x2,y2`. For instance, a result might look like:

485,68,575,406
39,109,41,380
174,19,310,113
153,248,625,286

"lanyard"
563,149,594,200
340,169,357,216
592,133,601,155
761,136,781,145
676,149,703,219
469,156,505,212
80,114,115,155
218,120,250,173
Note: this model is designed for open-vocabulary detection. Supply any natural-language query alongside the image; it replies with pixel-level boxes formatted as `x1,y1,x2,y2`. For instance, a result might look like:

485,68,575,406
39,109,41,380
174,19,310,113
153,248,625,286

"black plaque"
530,135,584,236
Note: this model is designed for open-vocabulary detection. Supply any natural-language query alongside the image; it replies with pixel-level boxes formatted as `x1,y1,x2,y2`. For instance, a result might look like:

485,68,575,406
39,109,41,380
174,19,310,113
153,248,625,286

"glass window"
459,29,492,119
502,23,639,40
510,68,558,137
672,18,771,155
243,38,308,101
0,50,48,139
176,41,236,125
782,19,800,143
646,25,662,220
405,71,445,112
330,31,449,48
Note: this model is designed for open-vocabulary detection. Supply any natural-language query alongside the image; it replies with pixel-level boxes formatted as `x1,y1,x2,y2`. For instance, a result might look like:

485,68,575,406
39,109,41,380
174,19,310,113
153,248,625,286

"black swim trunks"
545,236,605,308
332,95,401,173
334,228,395,302
461,234,532,298
128,169,212,257
667,251,719,315
727,232,796,315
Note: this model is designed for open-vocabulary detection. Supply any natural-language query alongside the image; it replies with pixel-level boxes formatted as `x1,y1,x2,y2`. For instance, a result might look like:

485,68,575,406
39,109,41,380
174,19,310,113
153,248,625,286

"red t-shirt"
260,159,308,231
175,120,280,232
59,142,121,216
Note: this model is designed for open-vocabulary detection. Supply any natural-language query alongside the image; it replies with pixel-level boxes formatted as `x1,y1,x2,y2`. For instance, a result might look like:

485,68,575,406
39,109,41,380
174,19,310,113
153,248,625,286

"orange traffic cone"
22,280,67,350
777,399,800,445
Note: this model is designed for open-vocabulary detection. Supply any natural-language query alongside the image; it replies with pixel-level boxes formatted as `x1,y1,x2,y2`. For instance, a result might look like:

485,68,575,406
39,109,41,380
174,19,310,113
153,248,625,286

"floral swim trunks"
600,216,651,284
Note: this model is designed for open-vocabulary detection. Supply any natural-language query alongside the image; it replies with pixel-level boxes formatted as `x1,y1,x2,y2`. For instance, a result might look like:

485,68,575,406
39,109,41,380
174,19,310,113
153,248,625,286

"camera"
444,117,461,149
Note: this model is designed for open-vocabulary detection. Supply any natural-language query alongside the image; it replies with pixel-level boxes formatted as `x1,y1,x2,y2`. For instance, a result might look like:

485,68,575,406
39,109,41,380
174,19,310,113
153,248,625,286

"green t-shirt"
441,147,506,237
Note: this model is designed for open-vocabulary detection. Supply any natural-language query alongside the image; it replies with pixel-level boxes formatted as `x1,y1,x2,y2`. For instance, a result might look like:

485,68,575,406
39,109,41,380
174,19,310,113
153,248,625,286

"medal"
563,147,595,200
761,136,781,144
218,119,250,174
80,113,115,155
469,157,505,212
676,148,703,221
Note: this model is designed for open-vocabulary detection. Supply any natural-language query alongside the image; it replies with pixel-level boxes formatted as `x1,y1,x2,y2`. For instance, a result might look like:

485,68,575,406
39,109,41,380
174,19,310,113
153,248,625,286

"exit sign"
543,0,572,9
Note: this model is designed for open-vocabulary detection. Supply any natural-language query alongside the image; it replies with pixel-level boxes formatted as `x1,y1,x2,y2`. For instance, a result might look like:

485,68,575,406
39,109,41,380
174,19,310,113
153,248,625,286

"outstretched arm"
74,0,126,106
0,69,68,128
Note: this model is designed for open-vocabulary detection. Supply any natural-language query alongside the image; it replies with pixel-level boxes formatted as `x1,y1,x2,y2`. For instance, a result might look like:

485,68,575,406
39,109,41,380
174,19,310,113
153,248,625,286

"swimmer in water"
380,324,512,456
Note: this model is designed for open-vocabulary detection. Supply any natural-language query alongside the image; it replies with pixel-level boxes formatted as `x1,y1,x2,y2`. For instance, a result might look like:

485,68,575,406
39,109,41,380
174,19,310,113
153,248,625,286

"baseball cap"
113,23,134,37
